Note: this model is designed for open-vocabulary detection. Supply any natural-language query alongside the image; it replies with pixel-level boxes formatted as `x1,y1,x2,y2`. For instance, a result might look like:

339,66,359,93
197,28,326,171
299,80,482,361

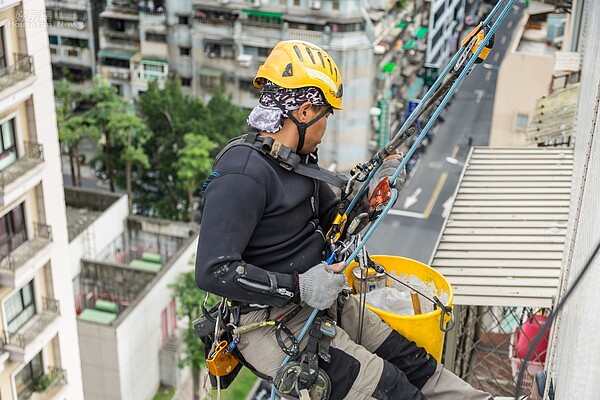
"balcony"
0,0,21,13
0,223,53,288
45,0,87,11
30,367,68,400
2,298,60,363
0,53,35,99
0,141,44,206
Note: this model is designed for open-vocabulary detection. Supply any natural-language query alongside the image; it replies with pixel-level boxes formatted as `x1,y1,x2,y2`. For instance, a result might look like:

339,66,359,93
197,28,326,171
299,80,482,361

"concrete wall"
546,1,600,397
68,193,128,279
114,236,197,400
489,12,555,146
78,321,121,400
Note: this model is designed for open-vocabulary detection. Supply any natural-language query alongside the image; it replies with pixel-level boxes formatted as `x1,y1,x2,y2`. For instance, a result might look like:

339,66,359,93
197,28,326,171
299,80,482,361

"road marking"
475,89,485,104
403,187,422,209
450,145,459,159
485,70,492,81
388,209,425,219
507,20,513,29
442,196,454,218
423,172,448,219
493,52,500,62
501,35,507,45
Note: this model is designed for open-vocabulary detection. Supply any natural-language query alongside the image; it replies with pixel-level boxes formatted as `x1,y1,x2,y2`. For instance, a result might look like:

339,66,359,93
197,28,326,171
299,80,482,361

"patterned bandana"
247,81,327,133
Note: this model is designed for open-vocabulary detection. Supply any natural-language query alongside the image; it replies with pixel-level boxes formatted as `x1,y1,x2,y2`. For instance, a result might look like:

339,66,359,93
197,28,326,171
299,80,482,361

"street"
367,4,524,263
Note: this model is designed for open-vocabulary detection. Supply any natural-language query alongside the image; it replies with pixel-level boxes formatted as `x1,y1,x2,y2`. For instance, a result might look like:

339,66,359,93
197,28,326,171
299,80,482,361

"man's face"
300,105,334,154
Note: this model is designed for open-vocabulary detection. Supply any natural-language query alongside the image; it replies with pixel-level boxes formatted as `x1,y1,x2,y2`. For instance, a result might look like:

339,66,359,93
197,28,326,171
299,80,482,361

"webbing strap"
214,132,348,188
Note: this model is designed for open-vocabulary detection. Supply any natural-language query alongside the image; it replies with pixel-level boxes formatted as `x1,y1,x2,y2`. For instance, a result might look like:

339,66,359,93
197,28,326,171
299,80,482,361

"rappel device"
272,0,516,398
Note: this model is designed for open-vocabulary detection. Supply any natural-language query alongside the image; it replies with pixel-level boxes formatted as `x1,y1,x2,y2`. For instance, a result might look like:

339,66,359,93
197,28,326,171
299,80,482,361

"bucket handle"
434,296,455,333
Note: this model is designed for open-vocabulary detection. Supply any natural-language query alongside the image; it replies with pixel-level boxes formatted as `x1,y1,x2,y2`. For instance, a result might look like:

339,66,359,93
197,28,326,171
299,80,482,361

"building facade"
46,0,105,85
0,0,84,398
426,0,466,68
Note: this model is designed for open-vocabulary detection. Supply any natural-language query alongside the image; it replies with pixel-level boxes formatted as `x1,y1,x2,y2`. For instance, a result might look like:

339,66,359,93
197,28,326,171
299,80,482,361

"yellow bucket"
345,255,454,361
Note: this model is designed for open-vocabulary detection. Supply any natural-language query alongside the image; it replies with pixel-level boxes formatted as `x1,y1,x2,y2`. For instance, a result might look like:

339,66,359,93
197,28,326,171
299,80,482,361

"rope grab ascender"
271,0,516,398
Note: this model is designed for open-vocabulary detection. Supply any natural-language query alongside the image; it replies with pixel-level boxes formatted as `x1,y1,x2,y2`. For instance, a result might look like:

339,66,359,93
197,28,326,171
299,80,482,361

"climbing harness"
271,1,517,398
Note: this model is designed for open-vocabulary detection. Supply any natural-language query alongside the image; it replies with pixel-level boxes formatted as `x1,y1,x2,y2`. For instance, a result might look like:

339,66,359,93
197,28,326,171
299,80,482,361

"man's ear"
295,102,313,123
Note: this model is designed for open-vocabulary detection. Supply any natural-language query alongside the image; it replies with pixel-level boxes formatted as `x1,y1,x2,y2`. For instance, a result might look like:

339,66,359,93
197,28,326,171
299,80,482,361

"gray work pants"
236,295,493,400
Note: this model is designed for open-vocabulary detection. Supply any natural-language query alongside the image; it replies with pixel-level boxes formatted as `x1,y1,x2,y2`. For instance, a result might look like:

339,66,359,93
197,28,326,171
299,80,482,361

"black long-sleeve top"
195,144,340,307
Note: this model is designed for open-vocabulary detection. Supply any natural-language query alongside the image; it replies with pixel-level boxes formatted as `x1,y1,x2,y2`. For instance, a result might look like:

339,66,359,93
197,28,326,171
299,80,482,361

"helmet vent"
327,59,333,74
317,52,325,68
293,45,303,62
334,67,338,81
305,47,316,64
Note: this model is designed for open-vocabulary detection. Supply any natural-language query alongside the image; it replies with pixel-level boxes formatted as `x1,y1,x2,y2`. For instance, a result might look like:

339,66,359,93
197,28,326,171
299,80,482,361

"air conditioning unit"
217,0,230,4
236,54,253,67
250,0,261,7
310,0,321,10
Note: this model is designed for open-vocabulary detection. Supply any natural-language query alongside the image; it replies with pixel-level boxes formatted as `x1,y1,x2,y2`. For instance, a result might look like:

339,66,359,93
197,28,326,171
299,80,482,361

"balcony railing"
0,223,52,272
0,53,34,93
3,298,60,350
0,141,44,190
30,367,68,400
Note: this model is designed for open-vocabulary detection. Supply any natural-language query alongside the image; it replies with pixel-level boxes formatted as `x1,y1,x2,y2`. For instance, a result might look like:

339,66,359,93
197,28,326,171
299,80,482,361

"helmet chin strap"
287,106,332,153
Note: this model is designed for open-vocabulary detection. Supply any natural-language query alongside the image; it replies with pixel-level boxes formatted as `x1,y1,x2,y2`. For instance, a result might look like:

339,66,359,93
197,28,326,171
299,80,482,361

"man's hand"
299,262,346,310
368,153,406,196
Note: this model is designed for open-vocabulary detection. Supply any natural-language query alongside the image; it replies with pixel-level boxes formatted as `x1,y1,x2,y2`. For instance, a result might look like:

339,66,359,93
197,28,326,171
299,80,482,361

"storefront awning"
98,49,136,60
396,21,408,29
415,26,428,39
241,9,283,19
382,62,397,74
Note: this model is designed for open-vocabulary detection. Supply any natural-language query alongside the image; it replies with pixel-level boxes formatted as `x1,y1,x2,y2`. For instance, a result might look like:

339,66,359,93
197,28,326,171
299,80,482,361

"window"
146,32,166,42
49,35,59,45
204,43,234,59
143,63,164,73
434,5,445,30
181,77,191,87
178,15,189,25
0,27,6,73
62,37,88,48
179,47,190,56
170,298,177,332
101,57,130,69
161,308,168,342
15,351,43,399
5,280,36,334
0,118,17,171
515,113,529,130
333,1,340,10
0,203,27,259
293,0,300,5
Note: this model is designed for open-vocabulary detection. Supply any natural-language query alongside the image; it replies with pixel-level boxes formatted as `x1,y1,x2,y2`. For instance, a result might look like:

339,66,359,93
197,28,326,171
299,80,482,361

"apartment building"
426,0,466,68
489,2,566,146
46,0,105,85
65,187,198,400
0,0,84,399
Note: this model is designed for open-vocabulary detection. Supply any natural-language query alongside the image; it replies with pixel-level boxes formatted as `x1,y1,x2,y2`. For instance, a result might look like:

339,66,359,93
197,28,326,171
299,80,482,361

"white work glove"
299,262,346,310
368,154,406,196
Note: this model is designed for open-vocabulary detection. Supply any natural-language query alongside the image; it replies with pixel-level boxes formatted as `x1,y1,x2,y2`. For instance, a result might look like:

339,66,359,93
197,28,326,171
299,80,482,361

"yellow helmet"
253,40,344,110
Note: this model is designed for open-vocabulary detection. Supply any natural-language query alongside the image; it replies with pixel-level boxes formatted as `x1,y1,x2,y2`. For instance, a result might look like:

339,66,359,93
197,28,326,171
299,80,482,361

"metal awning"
402,39,415,50
241,9,283,19
100,9,139,21
430,147,573,308
396,21,408,29
415,26,428,39
382,62,396,74
98,49,136,60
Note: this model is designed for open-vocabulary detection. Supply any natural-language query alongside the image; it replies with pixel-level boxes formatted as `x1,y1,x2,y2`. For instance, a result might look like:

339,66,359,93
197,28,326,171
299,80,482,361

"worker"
195,40,494,400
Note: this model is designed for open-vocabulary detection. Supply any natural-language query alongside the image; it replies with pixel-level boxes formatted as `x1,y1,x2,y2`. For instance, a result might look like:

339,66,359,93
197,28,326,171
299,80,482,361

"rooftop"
65,187,122,241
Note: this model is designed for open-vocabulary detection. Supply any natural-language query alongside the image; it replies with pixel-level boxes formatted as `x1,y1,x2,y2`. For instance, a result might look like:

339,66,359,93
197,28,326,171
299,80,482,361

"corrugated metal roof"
430,147,573,307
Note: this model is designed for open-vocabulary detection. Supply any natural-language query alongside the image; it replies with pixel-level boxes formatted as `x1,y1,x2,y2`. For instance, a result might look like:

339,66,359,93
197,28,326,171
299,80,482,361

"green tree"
177,133,214,222
54,81,100,186
107,107,151,211
86,80,129,192
137,80,248,220
169,271,220,400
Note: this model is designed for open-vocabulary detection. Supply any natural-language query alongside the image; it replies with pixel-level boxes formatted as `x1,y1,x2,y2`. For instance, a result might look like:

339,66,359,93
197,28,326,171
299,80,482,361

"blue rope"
270,1,516,398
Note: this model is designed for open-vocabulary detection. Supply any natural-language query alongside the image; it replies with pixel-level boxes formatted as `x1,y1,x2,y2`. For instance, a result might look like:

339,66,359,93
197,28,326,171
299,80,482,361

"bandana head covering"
247,80,327,133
